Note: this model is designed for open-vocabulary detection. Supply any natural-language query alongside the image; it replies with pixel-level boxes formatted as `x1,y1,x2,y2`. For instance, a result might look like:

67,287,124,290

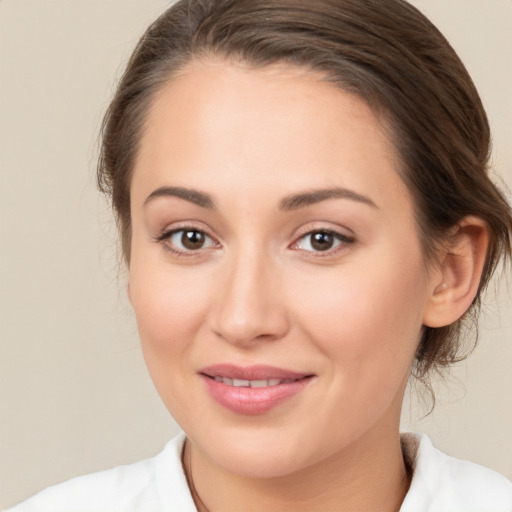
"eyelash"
154,227,355,258
291,229,355,257
154,227,218,258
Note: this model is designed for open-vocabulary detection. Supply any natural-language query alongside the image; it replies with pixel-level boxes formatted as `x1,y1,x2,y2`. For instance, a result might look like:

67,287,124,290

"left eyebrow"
279,187,378,211
143,186,215,209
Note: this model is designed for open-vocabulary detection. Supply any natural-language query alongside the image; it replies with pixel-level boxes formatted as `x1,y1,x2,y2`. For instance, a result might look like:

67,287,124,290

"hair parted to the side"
97,0,512,385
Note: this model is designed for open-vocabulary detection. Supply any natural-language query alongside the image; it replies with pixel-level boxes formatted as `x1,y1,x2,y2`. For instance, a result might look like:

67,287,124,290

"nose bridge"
211,243,288,345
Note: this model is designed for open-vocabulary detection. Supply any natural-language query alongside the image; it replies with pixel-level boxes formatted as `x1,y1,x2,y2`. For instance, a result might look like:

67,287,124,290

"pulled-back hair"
98,0,512,382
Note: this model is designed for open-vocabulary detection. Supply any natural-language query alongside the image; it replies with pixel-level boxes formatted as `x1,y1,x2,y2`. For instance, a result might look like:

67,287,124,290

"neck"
183,425,410,512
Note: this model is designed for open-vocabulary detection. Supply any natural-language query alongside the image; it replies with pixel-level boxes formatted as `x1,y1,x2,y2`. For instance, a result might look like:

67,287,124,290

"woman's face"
129,61,438,477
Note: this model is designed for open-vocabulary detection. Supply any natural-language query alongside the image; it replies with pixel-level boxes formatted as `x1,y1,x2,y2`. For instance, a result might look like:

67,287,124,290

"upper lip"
200,364,312,381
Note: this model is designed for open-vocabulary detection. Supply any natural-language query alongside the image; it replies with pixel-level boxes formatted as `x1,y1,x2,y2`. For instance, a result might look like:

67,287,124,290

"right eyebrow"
279,187,378,211
143,186,215,209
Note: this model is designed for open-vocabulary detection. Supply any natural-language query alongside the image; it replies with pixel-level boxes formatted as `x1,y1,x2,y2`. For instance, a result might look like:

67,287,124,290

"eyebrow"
279,187,378,210
144,186,215,208
143,185,377,211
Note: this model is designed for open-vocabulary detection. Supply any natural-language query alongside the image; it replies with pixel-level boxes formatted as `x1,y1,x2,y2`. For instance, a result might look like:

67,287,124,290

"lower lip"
202,376,312,415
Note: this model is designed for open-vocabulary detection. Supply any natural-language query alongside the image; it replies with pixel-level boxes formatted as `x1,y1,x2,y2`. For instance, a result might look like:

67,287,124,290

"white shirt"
6,432,512,512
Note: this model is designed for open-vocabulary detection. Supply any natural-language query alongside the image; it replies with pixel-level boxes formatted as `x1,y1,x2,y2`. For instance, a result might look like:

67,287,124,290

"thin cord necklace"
183,439,211,512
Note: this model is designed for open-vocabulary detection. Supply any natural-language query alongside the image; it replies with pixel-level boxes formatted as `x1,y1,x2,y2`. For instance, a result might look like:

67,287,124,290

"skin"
128,61,487,511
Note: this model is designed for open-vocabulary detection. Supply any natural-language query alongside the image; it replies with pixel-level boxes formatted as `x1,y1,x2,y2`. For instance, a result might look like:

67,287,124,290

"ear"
423,216,489,328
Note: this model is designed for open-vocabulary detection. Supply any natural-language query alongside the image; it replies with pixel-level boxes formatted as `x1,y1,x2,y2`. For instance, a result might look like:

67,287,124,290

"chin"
188,424,327,479
212,445,306,479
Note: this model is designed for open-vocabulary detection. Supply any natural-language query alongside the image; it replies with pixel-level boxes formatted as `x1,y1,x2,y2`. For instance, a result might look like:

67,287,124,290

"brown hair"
97,0,512,382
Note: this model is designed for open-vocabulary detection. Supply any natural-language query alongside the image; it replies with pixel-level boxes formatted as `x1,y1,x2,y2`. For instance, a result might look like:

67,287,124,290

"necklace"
183,439,211,512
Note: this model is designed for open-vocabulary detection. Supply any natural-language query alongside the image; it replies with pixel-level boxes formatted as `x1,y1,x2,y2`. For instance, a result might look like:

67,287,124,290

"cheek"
290,252,427,375
128,259,218,418
128,258,213,357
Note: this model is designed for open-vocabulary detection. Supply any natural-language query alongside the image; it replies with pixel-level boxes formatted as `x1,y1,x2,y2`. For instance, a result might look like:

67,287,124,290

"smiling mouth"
199,367,316,415
205,376,305,388
199,365,314,414
199,364,313,385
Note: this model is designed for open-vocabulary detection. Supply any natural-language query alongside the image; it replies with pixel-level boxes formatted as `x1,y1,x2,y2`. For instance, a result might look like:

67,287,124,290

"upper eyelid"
162,227,213,239
293,230,354,244
292,225,355,242
157,222,216,239
298,228,352,237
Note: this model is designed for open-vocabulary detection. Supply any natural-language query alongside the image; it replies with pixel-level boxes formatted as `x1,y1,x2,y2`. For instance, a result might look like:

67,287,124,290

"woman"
6,0,512,510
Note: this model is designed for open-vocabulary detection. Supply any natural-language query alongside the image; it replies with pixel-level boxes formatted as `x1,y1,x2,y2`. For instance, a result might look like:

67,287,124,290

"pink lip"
200,364,309,381
199,364,314,415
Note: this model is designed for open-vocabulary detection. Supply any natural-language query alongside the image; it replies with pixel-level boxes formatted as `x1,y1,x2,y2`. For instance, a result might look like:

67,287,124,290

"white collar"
155,432,512,512
400,432,512,511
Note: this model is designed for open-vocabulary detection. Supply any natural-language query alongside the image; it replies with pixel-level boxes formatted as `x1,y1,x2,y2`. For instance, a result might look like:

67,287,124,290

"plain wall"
1,0,511,508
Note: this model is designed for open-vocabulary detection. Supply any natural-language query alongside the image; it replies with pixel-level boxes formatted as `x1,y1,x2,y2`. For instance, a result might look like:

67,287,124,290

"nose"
209,249,290,346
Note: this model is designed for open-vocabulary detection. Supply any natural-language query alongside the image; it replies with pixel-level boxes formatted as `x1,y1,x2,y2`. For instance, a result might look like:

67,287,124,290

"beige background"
0,0,511,508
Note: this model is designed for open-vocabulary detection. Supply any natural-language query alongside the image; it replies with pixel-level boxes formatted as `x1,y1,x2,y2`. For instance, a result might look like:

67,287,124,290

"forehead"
132,60,409,212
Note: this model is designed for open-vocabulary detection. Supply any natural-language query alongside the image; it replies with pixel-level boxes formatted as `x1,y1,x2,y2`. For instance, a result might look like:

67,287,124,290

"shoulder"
4,433,196,512
6,457,157,512
400,432,512,512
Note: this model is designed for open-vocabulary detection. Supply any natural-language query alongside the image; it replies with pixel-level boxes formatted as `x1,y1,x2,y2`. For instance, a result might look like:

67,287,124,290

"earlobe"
423,216,489,328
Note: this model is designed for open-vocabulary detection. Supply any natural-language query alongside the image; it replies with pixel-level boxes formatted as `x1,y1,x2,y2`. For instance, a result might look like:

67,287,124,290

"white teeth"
214,377,293,387
249,380,267,388
232,379,250,387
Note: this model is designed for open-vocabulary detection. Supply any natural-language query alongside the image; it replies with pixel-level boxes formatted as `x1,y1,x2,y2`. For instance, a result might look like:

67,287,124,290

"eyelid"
155,220,215,239
290,226,356,255
154,222,221,256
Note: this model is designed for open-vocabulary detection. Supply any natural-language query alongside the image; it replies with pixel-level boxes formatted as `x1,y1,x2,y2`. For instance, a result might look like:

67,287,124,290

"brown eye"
164,229,216,252
181,230,205,250
310,232,335,251
294,230,354,254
